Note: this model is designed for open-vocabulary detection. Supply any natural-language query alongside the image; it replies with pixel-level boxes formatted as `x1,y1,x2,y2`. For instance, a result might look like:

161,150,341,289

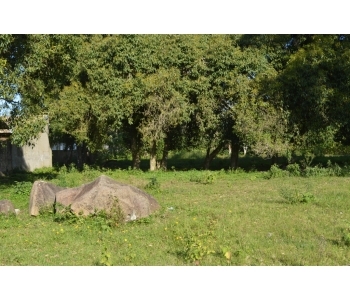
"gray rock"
0,200,15,215
29,181,66,216
55,175,160,221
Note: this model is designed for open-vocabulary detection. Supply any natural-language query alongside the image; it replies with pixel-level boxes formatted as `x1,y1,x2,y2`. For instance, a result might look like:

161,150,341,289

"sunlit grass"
1,166,350,266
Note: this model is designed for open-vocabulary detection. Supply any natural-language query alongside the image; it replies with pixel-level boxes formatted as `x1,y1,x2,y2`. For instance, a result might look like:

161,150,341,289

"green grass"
1,162,350,266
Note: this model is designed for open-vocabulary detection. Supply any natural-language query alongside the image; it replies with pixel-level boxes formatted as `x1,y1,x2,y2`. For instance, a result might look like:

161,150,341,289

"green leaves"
3,34,350,168
9,115,47,147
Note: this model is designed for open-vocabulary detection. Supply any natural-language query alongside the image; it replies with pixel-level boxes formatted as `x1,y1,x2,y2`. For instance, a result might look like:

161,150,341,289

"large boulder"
0,200,15,215
29,181,66,216
55,175,160,221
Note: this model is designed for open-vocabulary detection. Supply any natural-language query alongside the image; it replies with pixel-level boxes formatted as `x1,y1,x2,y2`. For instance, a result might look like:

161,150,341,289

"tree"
186,35,278,169
274,35,350,157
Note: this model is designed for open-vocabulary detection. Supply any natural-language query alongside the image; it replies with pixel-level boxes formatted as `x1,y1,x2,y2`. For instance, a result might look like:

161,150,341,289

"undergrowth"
265,161,350,179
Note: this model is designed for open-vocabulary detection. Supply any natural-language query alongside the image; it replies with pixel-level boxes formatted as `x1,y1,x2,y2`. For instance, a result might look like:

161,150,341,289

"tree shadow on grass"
0,169,59,190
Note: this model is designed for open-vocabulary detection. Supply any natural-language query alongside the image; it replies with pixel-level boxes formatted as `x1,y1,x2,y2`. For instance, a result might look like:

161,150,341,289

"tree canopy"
1,34,350,170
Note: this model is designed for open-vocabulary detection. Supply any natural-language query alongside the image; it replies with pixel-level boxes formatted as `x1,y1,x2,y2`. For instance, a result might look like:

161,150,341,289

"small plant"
145,177,160,190
342,232,350,246
68,163,78,173
300,192,316,203
190,171,216,184
12,181,32,196
38,205,55,216
176,220,217,265
98,246,112,266
220,246,233,265
279,188,316,204
340,223,350,246
59,165,68,174
53,203,80,224
182,234,215,264
90,212,113,232
133,215,153,225
82,164,91,172
90,198,125,229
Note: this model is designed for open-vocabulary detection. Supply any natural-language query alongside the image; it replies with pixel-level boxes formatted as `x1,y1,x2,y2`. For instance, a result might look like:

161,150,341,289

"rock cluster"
29,175,160,221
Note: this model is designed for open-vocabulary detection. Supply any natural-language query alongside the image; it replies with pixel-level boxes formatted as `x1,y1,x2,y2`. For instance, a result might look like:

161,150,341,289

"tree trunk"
160,139,168,170
76,142,88,170
149,140,157,171
204,142,224,170
230,143,239,170
131,136,141,169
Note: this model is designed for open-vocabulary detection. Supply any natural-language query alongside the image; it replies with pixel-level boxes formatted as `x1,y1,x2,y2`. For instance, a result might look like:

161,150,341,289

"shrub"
264,164,289,179
286,163,301,176
303,165,328,177
326,161,343,176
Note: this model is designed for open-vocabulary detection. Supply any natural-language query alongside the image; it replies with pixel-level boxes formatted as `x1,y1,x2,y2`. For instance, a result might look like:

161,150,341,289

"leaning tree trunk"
204,142,224,170
230,143,240,170
149,140,157,171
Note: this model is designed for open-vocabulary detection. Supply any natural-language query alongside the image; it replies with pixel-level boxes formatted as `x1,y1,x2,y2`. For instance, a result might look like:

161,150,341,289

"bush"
303,165,329,177
326,161,343,176
264,164,289,179
286,163,301,176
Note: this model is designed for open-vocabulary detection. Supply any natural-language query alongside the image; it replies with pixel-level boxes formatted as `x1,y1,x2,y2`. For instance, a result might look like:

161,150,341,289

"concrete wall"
12,123,52,172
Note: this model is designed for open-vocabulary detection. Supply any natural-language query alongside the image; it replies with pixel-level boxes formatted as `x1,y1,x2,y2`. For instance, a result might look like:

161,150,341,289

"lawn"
1,160,350,266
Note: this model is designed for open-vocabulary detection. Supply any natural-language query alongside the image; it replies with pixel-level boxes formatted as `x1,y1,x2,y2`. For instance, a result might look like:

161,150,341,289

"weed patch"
340,223,350,247
279,187,317,204
12,181,32,196
190,171,216,184
265,161,350,179
97,246,113,266
145,177,160,190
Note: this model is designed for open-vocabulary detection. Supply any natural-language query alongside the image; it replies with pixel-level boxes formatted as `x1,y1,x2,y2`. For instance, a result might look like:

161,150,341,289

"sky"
1,1,348,34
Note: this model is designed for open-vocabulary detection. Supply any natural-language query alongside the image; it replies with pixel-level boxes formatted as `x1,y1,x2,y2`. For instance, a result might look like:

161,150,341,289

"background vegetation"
2,34,350,171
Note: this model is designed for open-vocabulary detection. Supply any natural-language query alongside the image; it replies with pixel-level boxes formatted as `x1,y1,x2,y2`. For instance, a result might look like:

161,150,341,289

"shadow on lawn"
0,169,59,189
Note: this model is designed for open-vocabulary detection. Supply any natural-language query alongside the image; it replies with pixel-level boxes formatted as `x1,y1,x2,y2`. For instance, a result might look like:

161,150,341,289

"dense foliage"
1,34,350,170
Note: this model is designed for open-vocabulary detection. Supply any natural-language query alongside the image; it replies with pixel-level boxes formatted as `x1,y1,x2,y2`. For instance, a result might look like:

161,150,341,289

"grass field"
1,154,350,266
